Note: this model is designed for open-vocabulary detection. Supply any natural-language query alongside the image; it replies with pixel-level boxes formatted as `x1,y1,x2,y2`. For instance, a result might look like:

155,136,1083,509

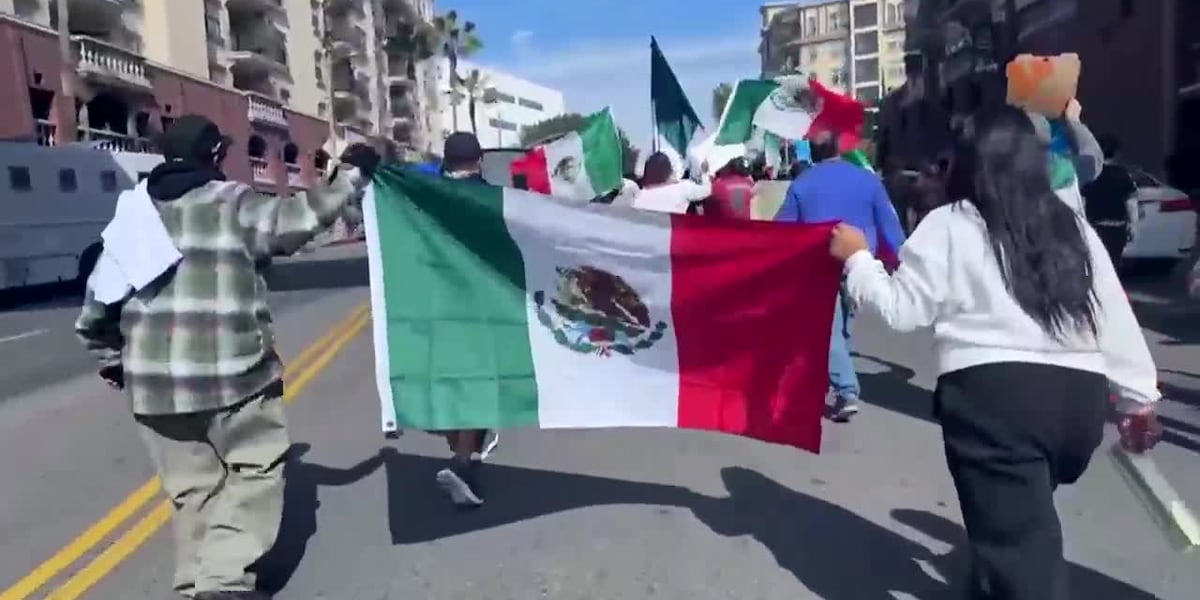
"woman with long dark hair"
828,106,1162,599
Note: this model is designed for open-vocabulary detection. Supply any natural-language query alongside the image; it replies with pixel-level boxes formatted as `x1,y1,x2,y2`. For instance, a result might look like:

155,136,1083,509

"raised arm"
237,145,378,259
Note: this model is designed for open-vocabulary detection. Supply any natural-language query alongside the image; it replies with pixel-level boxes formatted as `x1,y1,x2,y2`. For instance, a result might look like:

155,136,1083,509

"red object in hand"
1118,411,1163,454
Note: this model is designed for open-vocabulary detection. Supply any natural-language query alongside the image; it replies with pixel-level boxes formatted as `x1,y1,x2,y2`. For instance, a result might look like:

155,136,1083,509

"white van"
0,141,163,291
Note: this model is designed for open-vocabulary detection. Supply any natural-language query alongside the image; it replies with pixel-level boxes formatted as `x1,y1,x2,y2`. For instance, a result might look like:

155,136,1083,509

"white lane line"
0,328,49,344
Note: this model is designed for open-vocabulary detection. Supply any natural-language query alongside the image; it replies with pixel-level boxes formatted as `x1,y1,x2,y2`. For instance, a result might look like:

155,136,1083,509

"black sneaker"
436,460,483,507
830,397,861,423
195,592,271,600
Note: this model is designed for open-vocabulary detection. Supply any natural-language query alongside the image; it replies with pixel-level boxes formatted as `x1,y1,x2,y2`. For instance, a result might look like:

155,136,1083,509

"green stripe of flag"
714,79,779,145
579,107,624,194
370,167,539,430
651,37,703,156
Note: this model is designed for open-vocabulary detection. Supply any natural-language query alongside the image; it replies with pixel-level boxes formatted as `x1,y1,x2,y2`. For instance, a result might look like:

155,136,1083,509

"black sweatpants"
1093,224,1128,267
934,362,1108,600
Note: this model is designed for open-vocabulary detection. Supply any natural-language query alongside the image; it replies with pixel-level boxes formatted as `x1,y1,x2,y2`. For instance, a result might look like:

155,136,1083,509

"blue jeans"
828,292,860,401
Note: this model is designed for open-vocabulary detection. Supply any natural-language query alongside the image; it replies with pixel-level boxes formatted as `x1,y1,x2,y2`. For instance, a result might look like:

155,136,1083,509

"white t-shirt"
631,180,712,214
843,201,1159,410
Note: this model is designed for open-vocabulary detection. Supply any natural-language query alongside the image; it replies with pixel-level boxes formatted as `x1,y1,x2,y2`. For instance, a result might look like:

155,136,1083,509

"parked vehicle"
1123,165,1196,261
0,141,162,291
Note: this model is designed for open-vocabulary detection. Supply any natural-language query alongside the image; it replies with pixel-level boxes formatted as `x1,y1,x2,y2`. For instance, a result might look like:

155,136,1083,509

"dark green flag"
650,37,702,156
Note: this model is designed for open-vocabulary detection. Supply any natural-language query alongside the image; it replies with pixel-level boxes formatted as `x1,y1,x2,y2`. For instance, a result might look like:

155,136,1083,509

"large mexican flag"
362,167,841,452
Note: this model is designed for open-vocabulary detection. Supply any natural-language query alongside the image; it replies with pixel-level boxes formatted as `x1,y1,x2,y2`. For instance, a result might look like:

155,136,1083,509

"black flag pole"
650,36,659,154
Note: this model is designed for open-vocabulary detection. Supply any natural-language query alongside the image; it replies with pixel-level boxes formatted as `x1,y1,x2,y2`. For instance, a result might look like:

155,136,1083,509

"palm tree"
384,19,439,81
712,82,733,123
432,10,482,131
459,68,494,136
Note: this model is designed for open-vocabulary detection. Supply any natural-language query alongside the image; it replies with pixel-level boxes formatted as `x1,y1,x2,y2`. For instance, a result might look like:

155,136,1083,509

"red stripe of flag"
670,217,842,453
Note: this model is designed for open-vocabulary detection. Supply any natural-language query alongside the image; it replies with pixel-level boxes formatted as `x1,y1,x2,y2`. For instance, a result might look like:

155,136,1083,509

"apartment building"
435,58,565,148
900,0,1196,180
760,0,908,101
0,0,439,191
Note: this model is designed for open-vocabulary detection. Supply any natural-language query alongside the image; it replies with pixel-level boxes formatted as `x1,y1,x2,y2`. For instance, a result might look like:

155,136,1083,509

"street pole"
55,0,77,144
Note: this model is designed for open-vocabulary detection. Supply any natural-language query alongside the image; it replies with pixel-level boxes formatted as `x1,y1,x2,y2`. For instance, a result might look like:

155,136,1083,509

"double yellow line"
0,302,372,600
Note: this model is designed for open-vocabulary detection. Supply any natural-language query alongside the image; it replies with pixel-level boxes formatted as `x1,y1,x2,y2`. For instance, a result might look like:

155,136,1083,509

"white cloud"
494,33,759,157
510,29,533,47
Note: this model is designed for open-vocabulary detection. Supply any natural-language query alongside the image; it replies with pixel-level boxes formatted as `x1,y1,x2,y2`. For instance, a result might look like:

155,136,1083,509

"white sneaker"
479,430,500,460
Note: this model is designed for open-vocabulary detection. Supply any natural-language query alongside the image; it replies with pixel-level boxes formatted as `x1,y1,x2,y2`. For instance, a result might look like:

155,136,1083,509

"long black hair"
949,105,1098,339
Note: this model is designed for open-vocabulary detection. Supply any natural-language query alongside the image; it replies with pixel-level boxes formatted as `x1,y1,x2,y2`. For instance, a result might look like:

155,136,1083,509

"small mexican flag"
715,76,865,153
510,107,624,200
362,167,842,452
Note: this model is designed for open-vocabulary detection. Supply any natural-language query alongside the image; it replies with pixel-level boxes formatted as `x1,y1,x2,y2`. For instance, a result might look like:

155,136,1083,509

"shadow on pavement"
264,256,369,292
0,284,83,313
377,454,1157,598
891,509,1159,599
255,443,389,593
0,252,367,313
852,351,936,424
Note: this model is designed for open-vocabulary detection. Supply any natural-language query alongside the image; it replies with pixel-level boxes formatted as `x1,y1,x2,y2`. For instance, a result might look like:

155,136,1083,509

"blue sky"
438,0,769,152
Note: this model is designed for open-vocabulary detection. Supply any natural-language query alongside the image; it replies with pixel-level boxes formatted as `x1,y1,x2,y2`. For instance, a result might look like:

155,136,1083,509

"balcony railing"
72,35,152,90
80,128,153,153
250,157,273,183
246,93,289,128
35,120,57,147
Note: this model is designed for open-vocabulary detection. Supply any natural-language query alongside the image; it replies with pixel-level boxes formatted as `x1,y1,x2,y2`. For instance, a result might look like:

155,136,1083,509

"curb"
1109,443,1200,552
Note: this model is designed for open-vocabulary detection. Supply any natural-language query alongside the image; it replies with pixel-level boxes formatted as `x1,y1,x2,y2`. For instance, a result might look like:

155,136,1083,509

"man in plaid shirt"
75,115,378,600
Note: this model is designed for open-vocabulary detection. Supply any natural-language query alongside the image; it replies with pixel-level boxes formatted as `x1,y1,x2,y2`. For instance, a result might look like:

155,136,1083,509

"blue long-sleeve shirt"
776,159,906,254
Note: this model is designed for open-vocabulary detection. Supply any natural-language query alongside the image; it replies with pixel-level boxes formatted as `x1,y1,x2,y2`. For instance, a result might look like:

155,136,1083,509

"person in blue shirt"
776,130,907,422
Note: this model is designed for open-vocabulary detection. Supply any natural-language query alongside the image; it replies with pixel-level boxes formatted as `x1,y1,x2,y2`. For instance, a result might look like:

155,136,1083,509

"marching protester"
1081,135,1139,267
75,115,379,600
703,156,757,219
829,106,1161,599
776,129,906,422
434,131,501,508
631,151,711,215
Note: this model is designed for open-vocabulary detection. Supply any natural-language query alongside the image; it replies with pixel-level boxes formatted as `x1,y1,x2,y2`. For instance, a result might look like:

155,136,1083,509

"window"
808,48,819,62
853,4,878,28
489,118,517,131
829,11,841,30
855,32,879,55
855,57,879,82
58,168,77,192
8,166,30,191
806,16,817,36
886,4,898,24
518,97,543,111
856,85,880,104
100,170,118,192
490,90,516,104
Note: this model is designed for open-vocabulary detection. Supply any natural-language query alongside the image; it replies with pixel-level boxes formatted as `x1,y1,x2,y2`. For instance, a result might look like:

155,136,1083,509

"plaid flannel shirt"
75,166,363,415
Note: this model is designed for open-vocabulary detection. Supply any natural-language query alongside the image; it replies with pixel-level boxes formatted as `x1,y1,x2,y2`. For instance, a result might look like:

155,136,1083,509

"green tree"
520,113,641,174
712,82,733,123
432,10,483,131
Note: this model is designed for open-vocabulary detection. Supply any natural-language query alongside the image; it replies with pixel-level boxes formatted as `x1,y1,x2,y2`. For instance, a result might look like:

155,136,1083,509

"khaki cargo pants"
134,383,290,597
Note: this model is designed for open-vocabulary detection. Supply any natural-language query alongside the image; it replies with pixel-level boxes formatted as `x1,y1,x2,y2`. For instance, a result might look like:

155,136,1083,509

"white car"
1123,166,1196,260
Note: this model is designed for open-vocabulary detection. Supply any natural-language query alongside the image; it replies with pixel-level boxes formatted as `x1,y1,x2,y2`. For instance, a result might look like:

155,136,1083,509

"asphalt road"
0,245,1197,599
